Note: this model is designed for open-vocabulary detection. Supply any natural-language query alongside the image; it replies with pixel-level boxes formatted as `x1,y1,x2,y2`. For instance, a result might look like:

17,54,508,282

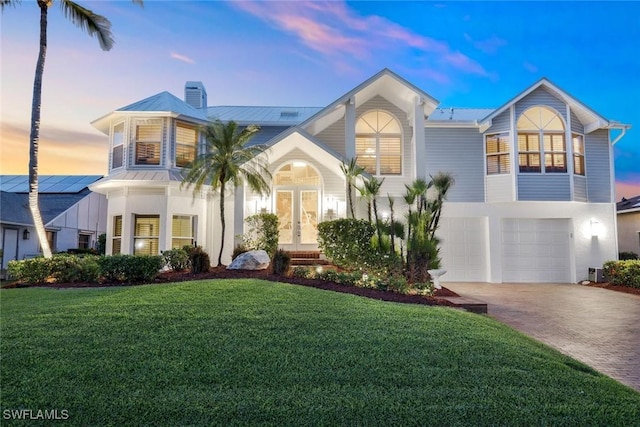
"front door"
274,162,321,251
2,228,19,270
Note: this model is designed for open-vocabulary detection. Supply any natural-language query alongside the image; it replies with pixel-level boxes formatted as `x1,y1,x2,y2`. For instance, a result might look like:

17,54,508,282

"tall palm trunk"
30,0,52,258
218,179,226,266
347,183,355,218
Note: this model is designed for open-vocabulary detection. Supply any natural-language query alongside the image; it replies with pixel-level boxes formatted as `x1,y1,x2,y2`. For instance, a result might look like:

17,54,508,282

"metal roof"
118,91,209,121
617,195,640,212
207,106,322,126
0,175,103,193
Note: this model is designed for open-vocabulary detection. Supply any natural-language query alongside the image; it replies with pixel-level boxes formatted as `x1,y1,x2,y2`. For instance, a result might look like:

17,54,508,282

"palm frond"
59,0,114,51
0,0,21,10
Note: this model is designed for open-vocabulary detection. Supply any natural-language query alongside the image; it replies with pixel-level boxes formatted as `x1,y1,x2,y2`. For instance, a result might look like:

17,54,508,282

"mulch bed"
2,266,460,308
584,282,640,296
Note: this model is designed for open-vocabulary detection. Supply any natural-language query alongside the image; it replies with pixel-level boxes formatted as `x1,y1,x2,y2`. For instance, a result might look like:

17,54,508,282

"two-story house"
89,69,629,283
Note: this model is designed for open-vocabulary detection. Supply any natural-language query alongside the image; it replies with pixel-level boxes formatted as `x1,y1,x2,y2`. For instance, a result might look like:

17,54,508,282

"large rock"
227,250,271,270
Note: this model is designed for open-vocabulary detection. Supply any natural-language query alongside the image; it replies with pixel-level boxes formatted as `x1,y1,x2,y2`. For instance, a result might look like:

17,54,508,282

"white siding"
486,175,513,202
437,217,489,282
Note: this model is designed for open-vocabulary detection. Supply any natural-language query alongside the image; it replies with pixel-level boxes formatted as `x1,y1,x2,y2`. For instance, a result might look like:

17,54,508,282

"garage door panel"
501,219,571,283
437,217,488,282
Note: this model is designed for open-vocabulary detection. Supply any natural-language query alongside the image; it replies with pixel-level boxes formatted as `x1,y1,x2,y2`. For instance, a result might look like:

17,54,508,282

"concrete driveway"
444,282,640,393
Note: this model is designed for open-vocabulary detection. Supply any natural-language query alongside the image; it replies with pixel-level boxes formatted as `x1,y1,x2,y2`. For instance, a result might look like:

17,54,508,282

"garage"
437,217,489,282
501,219,571,283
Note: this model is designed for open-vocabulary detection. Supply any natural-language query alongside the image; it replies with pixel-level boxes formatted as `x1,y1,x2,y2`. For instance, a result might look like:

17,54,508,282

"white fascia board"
424,121,480,129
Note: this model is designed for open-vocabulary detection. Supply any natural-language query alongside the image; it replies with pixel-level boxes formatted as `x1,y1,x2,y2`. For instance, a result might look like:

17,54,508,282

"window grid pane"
356,110,402,175
136,124,162,165
113,215,122,255
486,133,510,175
172,215,194,248
134,215,160,255
176,125,197,168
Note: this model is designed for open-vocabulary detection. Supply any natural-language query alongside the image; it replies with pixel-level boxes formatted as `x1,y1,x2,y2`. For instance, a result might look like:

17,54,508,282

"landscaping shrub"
243,213,279,256
7,258,52,284
619,251,639,260
317,219,375,269
50,254,101,283
603,260,640,288
96,233,106,255
291,266,311,279
271,249,291,275
99,254,163,283
163,248,190,271
184,246,210,274
232,243,248,261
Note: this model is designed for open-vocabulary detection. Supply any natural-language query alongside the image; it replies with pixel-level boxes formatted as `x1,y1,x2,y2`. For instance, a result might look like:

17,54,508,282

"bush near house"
8,254,164,285
317,218,376,269
242,213,279,257
603,260,640,288
183,246,211,274
619,251,639,260
162,248,191,271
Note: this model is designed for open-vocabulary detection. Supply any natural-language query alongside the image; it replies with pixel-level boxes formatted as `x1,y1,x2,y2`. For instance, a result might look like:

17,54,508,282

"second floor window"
356,110,402,176
517,106,566,173
572,134,585,176
135,122,162,165
112,122,124,169
486,133,510,175
176,124,197,167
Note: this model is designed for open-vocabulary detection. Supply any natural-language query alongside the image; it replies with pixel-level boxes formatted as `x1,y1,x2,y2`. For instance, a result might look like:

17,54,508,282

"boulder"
227,250,271,270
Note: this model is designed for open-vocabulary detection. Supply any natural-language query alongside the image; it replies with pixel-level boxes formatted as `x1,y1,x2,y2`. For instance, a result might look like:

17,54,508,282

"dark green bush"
99,254,163,283
232,244,248,261
163,248,190,271
291,266,311,279
619,251,639,260
7,258,52,284
317,219,375,269
97,233,106,255
184,246,210,274
50,254,101,283
271,249,291,275
603,260,640,288
66,248,99,255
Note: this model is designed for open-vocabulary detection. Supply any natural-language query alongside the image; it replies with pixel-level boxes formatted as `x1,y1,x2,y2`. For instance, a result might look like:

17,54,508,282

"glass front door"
276,189,319,250
273,161,322,251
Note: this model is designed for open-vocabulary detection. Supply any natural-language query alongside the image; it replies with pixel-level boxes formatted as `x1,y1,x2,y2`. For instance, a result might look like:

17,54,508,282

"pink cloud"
230,0,489,79
170,52,195,64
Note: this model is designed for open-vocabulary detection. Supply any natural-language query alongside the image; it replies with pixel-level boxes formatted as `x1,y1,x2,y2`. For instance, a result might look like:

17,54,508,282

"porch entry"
274,162,321,251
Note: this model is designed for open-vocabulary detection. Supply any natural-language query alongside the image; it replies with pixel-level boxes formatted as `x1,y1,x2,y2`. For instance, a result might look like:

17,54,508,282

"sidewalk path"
444,282,640,392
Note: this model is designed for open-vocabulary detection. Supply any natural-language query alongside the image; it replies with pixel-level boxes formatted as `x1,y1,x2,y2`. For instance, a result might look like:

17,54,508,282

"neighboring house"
616,195,640,256
0,175,107,272
89,69,630,283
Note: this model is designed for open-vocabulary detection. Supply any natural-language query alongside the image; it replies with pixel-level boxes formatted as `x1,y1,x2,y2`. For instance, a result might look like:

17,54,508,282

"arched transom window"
356,110,402,175
517,106,566,173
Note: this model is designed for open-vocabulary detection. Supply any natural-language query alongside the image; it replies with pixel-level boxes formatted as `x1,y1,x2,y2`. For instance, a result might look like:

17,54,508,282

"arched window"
517,106,566,173
356,110,402,175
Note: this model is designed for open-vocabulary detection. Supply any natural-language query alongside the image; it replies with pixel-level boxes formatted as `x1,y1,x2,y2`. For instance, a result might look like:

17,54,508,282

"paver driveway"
444,282,640,393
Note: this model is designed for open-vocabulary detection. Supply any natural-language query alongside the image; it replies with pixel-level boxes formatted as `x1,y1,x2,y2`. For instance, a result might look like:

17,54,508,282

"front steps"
287,251,332,267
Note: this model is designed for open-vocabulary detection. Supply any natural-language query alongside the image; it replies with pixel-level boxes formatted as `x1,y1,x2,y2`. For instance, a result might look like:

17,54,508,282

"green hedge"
317,219,375,269
603,260,640,288
8,254,164,285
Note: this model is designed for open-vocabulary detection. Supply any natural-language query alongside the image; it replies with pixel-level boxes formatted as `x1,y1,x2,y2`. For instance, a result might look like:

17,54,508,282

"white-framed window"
517,106,566,173
135,121,162,165
112,215,122,255
78,233,91,249
356,110,402,175
172,215,195,248
485,132,510,175
175,123,197,168
112,122,125,169
572,133,585,176
133,215,160,255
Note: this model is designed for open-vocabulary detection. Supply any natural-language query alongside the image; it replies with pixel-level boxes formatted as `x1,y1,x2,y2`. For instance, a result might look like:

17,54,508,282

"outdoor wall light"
590,219,602,238
23,229,30,240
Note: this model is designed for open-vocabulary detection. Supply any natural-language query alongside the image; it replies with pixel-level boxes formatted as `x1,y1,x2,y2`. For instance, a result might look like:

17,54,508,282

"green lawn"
1,280,638,426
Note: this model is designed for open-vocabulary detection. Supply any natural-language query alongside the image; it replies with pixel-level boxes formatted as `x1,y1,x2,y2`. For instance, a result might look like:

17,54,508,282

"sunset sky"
1,1,638,199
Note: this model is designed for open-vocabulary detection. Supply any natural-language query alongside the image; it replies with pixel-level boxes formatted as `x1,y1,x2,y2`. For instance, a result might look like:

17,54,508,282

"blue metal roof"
118,91,209,121
0,175,103,194
207,106,322,126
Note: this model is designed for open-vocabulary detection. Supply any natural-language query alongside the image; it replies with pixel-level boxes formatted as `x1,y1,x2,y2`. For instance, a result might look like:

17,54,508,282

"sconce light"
590,219,602,238
23,229,30,240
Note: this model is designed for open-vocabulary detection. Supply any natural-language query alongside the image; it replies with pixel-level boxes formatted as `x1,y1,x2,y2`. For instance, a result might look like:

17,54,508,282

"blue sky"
1,0,638,198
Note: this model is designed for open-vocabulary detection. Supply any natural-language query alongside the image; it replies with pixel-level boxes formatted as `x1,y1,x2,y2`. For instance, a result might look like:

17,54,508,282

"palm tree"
340,157,365,218
358,176,384,252
1,0,142,258
182,120,271,266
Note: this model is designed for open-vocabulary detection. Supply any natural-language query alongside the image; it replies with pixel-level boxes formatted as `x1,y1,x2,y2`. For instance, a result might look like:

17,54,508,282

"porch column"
414,96,426,180
345,97,356,159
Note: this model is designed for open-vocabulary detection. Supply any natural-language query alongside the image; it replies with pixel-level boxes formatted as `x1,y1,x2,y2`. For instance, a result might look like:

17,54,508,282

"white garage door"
501,219,571,283
437,217,488,282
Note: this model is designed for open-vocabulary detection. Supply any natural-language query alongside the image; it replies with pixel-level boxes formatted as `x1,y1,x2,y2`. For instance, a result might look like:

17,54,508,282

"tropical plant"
242,213,279,257
181,120,271,265
0,0,143,258
340,157,365,218
358,176,385,252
